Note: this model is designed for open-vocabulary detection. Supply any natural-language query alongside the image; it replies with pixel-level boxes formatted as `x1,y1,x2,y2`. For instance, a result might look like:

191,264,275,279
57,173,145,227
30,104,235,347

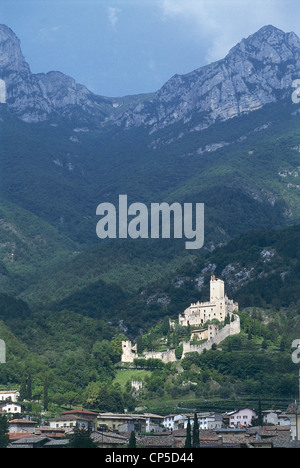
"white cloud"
39,25,63,42
108,7,121,29
160,0,299,64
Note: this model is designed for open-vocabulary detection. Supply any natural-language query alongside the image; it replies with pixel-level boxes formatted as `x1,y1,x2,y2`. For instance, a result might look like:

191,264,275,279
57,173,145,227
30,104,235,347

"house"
176,412,223,430
8,436,70,449
8,419,37,434
285,402,300,440
137,433,175,448
8,436,50,449
162,414,185,431
0,401,23,414
0,390,20,402
60,408,98,427
262,410,282,426
91,430,129,448
35,426,66,439
49,409,98,432
97,413,146,433
227,408,257,428
190,329,208,341
49,414,93,432
143,413,165,432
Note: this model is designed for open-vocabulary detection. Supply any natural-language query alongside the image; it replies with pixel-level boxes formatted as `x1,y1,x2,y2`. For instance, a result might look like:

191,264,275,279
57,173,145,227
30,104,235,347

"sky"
1,0,300,97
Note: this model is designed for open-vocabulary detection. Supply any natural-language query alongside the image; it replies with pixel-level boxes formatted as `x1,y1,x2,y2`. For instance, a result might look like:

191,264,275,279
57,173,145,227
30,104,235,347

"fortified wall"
181,314,240,358
121,277,240,364
121,341,177,364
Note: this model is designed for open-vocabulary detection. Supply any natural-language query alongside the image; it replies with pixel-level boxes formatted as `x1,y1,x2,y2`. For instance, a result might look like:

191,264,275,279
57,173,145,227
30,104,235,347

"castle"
121,276,240,364
178,275,238,327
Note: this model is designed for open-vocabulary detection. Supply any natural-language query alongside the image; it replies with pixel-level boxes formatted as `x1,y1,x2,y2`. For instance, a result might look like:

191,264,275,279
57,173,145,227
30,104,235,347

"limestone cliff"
1,24,300,130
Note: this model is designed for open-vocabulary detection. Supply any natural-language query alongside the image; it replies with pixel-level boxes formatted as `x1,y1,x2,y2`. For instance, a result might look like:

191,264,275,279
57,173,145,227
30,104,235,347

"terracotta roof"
8,432,37,440
50,414,91,422
98,413,146,421
0,390,19,394
61,408,98,416
137,434,174,448
9,419,36,424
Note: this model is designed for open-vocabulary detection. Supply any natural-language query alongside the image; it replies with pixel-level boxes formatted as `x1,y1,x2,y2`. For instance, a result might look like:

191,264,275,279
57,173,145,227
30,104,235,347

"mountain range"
2,24,300,128
1,23,300,412
1,23,300,330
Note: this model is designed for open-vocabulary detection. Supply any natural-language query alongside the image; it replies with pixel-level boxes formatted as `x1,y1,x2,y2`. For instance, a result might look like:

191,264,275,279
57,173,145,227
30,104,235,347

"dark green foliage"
128,431,137,448
0,414,9,448
2,99,300,413
184,418,192,448
192,413,200,448
84,382,124,412
67,427,97,449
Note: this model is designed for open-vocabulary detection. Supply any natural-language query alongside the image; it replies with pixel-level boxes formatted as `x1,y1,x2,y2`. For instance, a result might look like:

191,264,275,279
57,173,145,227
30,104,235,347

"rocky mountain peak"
1,24,300,128
227,25,300,64
108,25,300,133
0,24,117,123
0,24,30,73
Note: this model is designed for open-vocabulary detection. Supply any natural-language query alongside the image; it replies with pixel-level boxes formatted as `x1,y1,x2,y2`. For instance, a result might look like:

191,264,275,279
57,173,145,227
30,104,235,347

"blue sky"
1,0,300,97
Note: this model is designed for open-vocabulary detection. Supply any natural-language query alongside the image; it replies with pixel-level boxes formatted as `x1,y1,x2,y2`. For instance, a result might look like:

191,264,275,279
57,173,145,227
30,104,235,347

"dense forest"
0,223,300,417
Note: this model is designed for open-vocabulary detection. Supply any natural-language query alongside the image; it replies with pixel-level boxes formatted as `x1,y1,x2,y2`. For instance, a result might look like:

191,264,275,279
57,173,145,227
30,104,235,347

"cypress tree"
0,414,9,448
192,413,200,448
128,431,137,448
27,373,32,400
184,417,192,448
43,378,49,411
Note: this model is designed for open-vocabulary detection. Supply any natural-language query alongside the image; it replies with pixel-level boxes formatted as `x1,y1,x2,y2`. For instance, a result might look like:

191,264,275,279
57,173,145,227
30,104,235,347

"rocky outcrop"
107,25,300,132
1,24,300,129
0,24,113,123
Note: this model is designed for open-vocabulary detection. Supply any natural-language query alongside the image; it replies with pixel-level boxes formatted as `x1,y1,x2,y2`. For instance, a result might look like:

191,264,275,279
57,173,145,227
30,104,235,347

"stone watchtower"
210,275,225,302
121,340,137,363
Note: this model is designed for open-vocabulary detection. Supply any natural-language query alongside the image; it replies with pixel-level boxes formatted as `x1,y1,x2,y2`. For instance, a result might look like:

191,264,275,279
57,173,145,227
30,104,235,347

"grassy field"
113,368,152,390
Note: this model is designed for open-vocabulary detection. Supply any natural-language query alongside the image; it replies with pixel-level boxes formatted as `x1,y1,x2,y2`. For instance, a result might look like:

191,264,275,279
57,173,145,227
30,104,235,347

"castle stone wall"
182,314,240,358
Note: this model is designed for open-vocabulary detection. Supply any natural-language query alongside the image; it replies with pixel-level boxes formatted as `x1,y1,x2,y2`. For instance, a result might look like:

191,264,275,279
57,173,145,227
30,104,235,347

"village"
0,388,300,448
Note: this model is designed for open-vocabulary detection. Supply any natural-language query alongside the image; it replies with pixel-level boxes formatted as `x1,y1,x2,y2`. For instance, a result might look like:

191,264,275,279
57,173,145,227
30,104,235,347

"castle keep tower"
210,275,224,302
179,276,238,327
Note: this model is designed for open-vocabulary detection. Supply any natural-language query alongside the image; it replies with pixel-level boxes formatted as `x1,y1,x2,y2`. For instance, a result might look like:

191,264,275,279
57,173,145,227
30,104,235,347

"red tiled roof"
8,432,37,440
61,408,97,416
9,419,36,424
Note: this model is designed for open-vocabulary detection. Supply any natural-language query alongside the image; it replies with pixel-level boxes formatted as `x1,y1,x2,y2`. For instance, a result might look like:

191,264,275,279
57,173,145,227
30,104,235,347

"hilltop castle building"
121,276,240,364
178,275,238,327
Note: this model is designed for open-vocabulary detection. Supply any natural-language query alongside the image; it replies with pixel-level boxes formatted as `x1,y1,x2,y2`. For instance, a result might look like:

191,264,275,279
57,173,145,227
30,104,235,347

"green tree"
27,373,32,400
257,398,263,426
43,378,49,411
192,413,200,448
0,414,9,448
19,378,27,401
84,382,124,412
68,427,97,448
161,317,170,336
128,431,137,448
184,417,192,448
136,335,144,354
